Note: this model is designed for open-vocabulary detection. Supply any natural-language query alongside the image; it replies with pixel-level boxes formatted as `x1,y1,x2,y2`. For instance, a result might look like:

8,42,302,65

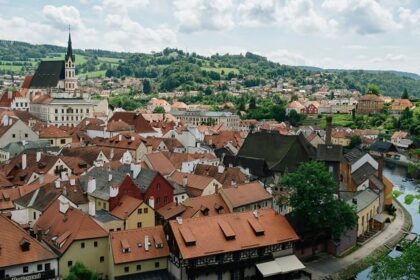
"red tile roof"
0,215,56,267
110,225,169,264
0,91,23,107
110,195,144,219
169,208,298,259
219,181,272,208
109,112,155,133
145,152,176,175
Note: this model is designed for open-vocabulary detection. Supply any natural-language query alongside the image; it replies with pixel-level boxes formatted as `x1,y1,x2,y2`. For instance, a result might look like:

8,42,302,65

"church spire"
65,25,75,62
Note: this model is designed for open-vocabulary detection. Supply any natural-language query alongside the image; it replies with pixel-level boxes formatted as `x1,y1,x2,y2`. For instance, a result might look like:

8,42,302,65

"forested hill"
1,39,420,97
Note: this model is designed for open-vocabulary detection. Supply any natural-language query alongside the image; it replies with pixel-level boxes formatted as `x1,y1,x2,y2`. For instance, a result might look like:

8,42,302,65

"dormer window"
20,238,30,252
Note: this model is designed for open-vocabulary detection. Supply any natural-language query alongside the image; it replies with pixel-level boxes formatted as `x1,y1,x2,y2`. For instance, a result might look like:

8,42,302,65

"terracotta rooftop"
170,171,215,192
169,208,299,259
110,195,144,220
0,215,56,268
219,181,272,208
110,225,169,264
193,164,248,188
0,90,24,107
358,94,384,102
34,200,108,254
145,152,176,175
37,125,71,138
109,112,155,133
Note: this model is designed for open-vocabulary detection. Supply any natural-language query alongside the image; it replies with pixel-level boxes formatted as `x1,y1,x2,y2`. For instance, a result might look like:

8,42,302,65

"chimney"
378,154,384,181
217,165,225,174
144,235,150,252
182,175,188,187
148,196,155,209
176,216,183,225
8,90,12,99
130,163,141,179
22,153,27,170
38,175,44,184
88,201,96,216
87,177,96,193
36,151,41,162
118,134,122,141
1,115,8,126
59,198,69,214
70,177,76,186
55,180,60,189
110,148,114,160
108,173,113,182
231,179,237,187
8,118,12,126
326,116,332,145
109,184,119,198
63,187,67,197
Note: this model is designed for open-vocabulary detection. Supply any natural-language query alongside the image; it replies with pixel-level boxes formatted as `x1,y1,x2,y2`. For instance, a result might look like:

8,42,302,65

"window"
156,197,161,205
55,109,58,113
37,264,43,271
157,183,161,191
94,241,98,247
81,242,85,248
45,263,50,271
23,266,28,273
100,256,104,263
164,196,168,204
144,208,148,214
155,261,160,268
68,261,73,267
137,208,143,214
137,222,142,228
60,139,66,144
25,133,28,138
124,266,129,273
12,134,16,138
33,212,36,220
136,264,141,271
117,228,121,231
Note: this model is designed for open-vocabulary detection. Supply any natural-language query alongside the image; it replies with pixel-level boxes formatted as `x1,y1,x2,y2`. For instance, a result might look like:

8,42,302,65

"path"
304,199,410,279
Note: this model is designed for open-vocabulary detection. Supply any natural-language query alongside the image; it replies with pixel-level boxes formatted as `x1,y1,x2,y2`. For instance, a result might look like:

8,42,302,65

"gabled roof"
145,152,176,176
0,215,57,268
0,91,24,107
110,225,169,264
30,60,65,88
343,147,365,164
109,112,155,133
237,131,315,172
370,141,398,153
170,171,215,192
111,195,144,219
352,162,377,185
34,201,108,254
193,164,248,188
219,181,272,208
169,208,298,260
37,125,71,138
317,144,343,162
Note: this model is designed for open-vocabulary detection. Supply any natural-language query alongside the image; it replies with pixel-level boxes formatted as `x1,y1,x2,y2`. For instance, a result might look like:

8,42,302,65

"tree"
281,161,357,255
366,83,381,95
203,86,213,96
153,106,165,113
142,79,152,94
348,136,362,148
287,109,302,127
370,241,420,280
401,88,409,99
249,96,257,110
64,262,98,280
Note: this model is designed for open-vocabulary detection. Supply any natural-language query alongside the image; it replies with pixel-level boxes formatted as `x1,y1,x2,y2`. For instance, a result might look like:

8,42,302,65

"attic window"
78,163,87,168
154,235,164,249
20,238,30,252
38,162,47,168
179,227,196,246
200,206,209,216
121,239,130,253
248,218,265,236
218,220,235,240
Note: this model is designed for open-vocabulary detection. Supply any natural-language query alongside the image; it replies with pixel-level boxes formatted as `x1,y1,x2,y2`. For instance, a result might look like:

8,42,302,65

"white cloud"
100,0,149,12
0,16,57,43
104,14,176,51
43,5,83,29
398,7,420,33
238,0,277,27
322,0,401,34
371,53,407,63
267,49,307,66
174,0,235,33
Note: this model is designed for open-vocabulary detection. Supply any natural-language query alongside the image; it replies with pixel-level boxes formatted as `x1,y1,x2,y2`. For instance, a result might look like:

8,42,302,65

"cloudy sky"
1,0,420,73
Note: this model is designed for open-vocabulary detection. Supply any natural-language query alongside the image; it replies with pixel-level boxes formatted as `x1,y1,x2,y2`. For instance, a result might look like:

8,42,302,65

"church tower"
64,27,77,93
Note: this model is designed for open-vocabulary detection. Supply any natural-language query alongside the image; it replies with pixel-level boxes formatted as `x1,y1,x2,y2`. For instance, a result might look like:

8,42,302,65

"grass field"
77,70,106,78
201,66,240,74
44,53,88,66
319,114,354,127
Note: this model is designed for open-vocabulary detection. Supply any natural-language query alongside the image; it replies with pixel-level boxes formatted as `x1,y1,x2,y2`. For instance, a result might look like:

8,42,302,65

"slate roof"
370,141,398,153
236,131,315,173
94,209,122,223
352,162,377,185
344,147,365,164
223,155,271,178
316,144,343,162
30,60,65,88
348,188,379,212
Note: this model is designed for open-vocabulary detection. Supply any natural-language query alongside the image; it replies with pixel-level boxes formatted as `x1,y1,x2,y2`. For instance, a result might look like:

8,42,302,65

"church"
29,31,93,127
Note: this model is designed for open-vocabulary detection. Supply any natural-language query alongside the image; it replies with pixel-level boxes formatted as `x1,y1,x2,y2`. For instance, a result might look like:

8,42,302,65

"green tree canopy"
370,241,420,280
142,79,152,94
366,83,381,95
401,88,409,99
64,262,98,280
281,161,357,245
153,106,166,113
348,136,362,149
